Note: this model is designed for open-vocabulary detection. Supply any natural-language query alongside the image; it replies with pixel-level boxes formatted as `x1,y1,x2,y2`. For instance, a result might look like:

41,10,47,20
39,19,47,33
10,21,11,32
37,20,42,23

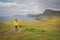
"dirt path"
0,29,26,36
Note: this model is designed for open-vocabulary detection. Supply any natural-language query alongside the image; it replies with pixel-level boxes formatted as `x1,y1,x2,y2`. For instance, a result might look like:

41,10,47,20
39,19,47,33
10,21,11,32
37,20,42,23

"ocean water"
0,15,40,22
13,15,40,22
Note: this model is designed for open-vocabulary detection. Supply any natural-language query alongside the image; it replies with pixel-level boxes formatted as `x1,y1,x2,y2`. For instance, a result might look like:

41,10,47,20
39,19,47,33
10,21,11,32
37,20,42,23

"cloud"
10,0,60,12
0,0,60,16
37,0,60,9
0,1,40,16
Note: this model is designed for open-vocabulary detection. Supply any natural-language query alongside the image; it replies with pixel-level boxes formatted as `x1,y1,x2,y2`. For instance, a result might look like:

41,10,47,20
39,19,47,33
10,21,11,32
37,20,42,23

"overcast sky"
0,0,60,16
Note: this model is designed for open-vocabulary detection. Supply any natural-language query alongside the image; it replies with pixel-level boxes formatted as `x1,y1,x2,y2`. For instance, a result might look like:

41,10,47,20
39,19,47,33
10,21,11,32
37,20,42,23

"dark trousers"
14,25,18,31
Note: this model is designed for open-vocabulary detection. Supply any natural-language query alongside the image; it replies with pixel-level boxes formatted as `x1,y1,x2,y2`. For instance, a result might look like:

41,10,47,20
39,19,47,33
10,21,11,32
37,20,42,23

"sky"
0,0,60,16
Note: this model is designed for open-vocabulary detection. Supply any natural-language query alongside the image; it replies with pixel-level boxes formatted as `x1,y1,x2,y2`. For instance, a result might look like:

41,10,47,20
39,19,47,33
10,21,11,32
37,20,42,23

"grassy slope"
0,19,60,40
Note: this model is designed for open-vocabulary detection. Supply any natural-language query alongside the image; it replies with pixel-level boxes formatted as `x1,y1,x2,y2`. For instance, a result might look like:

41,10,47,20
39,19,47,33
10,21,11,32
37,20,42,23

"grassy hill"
0,19,60,40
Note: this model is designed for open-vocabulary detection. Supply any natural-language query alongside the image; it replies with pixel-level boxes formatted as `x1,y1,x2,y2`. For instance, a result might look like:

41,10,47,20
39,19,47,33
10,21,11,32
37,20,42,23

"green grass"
0,20,60,40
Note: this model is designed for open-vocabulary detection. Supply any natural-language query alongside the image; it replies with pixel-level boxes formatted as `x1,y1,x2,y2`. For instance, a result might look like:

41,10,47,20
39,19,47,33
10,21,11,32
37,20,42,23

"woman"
14,19,19,31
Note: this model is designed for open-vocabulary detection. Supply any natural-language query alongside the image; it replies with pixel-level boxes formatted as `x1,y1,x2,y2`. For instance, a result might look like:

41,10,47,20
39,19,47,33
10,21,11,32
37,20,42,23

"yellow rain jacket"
14,21,19,25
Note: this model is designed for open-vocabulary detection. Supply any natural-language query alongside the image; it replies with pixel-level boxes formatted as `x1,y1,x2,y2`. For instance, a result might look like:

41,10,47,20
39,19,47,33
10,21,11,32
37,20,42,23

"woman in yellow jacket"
14,19,19,31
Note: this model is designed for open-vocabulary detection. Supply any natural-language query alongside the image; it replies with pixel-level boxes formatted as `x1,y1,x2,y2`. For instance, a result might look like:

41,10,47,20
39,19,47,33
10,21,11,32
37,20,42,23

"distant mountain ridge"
43,9,60,16
36,9,60,20
26,14,42,18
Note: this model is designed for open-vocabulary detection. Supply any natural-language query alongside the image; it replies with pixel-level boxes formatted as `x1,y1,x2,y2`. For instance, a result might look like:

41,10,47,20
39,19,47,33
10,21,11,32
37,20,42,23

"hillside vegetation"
0,19,60,40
